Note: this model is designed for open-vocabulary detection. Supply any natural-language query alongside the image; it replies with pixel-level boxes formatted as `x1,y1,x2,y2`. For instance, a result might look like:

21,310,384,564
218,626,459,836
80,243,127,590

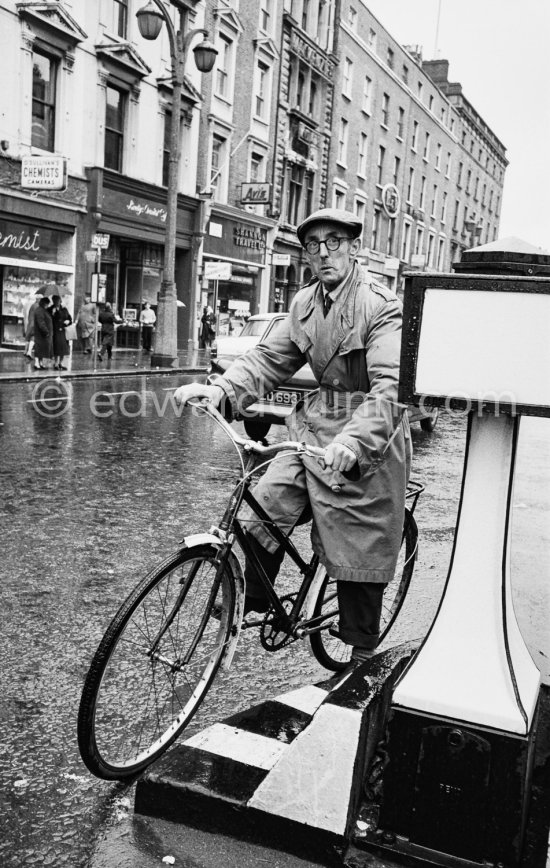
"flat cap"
296,208,363,245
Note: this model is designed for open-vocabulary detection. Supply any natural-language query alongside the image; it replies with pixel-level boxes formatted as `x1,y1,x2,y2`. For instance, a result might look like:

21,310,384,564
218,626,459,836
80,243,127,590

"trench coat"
214,261,412,584
51,305,72,356
76,302,96,339
33,306,53,359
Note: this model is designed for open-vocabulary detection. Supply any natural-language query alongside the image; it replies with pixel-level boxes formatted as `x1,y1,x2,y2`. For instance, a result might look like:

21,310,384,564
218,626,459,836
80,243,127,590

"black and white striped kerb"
135,642,418,844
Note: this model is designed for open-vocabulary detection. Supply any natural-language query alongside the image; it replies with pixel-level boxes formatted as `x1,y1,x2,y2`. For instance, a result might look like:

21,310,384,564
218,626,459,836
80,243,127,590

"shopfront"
86,168,197,349
202,208,274,337
0,217,75,347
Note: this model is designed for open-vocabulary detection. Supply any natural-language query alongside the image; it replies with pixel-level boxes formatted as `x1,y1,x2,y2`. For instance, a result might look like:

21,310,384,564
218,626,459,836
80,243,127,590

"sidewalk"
0,345,211,382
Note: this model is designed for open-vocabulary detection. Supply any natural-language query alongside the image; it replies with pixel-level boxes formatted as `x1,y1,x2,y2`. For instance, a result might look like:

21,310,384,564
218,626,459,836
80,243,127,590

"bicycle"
77,400,423,781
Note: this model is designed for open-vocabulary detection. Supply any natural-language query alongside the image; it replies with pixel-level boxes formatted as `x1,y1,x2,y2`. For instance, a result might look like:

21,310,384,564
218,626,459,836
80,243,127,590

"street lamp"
136,0,217,367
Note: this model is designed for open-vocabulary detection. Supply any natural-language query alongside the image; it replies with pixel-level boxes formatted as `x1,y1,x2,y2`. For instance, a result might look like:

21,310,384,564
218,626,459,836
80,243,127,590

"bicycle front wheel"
77,544,237,780
309,509,418,671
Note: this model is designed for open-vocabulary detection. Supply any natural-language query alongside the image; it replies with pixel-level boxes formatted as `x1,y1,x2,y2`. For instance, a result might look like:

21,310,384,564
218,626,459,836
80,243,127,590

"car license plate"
264,389,303,405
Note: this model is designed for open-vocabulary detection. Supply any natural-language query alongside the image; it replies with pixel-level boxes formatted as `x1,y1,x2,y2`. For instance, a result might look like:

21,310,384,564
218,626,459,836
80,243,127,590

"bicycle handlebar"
189,398,328,461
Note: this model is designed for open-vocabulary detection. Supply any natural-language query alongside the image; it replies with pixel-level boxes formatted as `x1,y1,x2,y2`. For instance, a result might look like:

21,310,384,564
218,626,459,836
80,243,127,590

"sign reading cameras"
21,156,68,191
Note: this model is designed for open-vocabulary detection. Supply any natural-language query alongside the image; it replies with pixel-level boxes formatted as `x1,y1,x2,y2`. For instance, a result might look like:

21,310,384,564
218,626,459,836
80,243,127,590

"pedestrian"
139,302,156,352
200,305,216,349
97,302,121,361
23,288,44,360
76,294,96,354
50,294,72,370
32,296,53,370
174,208,411,667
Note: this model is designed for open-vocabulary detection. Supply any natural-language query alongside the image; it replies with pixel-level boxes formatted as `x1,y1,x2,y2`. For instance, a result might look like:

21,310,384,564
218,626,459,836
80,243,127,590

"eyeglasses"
303,235,351,255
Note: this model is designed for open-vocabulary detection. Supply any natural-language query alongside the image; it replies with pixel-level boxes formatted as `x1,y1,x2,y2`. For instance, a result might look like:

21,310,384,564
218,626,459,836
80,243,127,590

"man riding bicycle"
175,208,411,666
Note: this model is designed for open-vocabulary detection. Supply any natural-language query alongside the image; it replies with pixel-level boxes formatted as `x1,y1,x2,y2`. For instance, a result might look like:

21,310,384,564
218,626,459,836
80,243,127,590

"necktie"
323,293,333,318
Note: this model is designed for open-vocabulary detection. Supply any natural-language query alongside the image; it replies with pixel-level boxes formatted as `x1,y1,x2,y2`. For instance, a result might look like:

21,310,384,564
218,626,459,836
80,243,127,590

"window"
348,6,357,29
104,84,125,172
309,80,317,115
453,200,460,231
386,215,395,255
362,76,372,113
423,131,430,161
474,176,479,201
419,175,426,210
450,117,455,134
437,237,446,270
216,34,232,98
393,155,400,184
427,232,435,267
417,81,423,99
406,167,415,203
387,47,394,69
357,132,368,177
466,169,471,194
381,93,389,126
287,164,314,226
482,183,487,206
354,197,366,225
367,28,377,49
333,186,346,210
110,0,128,38
259,0,272,32
457,161,463,187
397,107,405,139
210,133,227,197
401,220,412,261
429,95,434,110
376,145,385,185
162,110,171,187
32,49,57,151
415,226,424,256
411,120,418,151
371,209,380,250
337,118,348,164
430,184,438,217
343,58,353,99
255,61,269,118
445,151,451,178
402,64,409,85
250,151,265,181
441,191,448,223
302,0,310,30
435,142,441,170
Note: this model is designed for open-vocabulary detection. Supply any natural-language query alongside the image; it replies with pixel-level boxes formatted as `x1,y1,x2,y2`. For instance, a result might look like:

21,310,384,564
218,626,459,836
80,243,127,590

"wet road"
0,374,548,866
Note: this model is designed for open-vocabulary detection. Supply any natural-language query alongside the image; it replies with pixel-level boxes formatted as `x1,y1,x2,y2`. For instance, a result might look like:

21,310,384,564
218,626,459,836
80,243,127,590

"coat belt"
319,388,366,409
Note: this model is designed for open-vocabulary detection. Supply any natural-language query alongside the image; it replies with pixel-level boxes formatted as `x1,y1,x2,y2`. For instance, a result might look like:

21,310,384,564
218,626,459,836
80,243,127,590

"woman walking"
50,294,72,370
33,296,53,370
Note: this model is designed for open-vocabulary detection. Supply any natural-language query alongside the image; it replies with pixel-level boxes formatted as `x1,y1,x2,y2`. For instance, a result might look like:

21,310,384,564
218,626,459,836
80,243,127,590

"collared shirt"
320,260,356,308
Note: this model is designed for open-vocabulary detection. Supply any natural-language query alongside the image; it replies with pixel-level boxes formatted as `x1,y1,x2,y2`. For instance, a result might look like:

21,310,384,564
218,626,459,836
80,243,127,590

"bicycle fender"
180,533,245,671
302,562,328,621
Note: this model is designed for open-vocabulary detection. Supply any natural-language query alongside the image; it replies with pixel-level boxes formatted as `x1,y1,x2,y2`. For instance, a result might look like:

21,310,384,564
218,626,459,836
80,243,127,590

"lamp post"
136,0,217,367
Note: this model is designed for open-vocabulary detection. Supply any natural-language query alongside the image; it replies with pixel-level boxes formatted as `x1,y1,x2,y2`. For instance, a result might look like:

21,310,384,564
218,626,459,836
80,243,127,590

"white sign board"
21,156,67,190
204,261,232,281
92,233,110,249
415,289,550,406
272,253,291,266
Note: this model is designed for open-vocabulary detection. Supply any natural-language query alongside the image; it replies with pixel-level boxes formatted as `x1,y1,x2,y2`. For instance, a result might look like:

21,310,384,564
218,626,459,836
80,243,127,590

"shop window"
32,49,57,152
104,84,126,172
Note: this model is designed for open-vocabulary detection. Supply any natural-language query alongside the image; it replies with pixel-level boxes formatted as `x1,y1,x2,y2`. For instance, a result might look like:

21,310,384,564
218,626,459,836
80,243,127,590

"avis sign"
240,182,271,205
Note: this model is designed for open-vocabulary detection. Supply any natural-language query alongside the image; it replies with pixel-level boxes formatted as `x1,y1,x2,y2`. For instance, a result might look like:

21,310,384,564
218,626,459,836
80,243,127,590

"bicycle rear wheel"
77,544,237,780
309,509,418,671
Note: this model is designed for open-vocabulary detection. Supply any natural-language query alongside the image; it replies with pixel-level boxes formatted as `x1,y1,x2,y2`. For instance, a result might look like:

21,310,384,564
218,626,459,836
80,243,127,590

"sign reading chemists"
21,156,68,190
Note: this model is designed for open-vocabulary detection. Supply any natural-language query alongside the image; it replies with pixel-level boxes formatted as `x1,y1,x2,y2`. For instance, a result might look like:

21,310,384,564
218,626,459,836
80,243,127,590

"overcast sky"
364,0,550,250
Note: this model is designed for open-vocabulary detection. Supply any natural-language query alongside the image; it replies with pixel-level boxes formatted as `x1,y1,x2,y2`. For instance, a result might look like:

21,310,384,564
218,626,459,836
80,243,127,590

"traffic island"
134,641,418,863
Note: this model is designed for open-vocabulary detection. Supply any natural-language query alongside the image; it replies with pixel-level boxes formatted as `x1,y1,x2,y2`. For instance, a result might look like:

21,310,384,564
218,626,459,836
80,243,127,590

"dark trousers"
244,533,386,649
142,325,153,351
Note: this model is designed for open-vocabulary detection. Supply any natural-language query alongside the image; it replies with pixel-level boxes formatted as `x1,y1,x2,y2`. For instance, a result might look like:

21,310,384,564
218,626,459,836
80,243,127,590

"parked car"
209,312,439,440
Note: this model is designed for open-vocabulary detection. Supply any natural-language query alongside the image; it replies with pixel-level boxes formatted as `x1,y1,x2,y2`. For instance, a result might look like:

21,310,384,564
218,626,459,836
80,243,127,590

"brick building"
330,1,507,294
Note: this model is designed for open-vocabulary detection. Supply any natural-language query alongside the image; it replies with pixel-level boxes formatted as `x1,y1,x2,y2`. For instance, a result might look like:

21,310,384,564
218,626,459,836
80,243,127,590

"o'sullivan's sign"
21,156,68,191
